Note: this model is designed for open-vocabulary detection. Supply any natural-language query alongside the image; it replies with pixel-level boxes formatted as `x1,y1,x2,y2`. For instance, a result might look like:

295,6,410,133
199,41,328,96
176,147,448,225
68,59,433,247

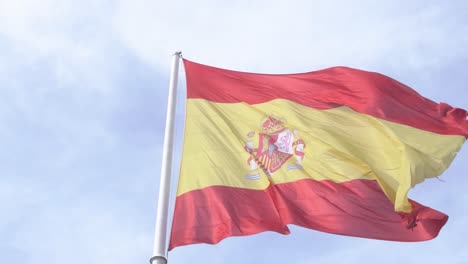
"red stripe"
169,179,448,250
183,59,468,137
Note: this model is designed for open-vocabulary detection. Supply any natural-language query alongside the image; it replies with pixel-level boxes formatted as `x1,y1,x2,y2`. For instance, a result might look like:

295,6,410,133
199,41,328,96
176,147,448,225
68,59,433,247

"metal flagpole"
150,51,182,264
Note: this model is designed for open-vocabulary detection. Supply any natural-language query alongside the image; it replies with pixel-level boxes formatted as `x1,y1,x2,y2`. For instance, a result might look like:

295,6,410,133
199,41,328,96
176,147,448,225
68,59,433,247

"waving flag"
169,59,468,250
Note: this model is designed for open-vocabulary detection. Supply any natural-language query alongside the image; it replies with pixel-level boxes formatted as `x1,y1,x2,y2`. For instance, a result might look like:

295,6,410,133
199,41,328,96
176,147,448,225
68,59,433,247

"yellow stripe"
177,99,465,212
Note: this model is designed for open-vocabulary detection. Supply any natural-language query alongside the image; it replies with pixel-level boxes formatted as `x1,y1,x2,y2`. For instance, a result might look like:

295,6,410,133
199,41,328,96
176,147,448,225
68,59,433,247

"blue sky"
1,1,467,263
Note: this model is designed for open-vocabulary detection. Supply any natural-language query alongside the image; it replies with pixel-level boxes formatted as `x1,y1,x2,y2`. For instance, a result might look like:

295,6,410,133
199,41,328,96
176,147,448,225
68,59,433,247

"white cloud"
2,179,152,264
112,0,468,73
0,0,120,93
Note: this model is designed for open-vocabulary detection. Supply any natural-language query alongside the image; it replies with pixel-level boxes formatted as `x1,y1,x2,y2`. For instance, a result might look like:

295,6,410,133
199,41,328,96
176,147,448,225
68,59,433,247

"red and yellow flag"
169,59,468,250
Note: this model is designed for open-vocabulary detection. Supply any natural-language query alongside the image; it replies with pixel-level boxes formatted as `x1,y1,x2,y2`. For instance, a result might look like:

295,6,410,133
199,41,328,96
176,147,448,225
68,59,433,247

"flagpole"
150,51,182,264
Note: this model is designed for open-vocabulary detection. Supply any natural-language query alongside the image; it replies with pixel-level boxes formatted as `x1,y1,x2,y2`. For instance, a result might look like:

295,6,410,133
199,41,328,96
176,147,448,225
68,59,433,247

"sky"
1,1,467,263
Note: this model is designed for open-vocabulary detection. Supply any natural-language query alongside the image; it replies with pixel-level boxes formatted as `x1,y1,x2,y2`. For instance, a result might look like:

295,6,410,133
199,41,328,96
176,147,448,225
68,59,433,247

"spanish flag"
169,59,468,250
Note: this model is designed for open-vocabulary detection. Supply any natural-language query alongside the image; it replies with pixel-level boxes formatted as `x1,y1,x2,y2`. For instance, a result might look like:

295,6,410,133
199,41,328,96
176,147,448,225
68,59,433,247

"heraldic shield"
244,115,305,179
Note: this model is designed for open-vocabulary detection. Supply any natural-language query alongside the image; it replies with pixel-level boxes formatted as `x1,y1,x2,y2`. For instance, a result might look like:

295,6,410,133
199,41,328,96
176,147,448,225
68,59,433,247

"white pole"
150,51,182,264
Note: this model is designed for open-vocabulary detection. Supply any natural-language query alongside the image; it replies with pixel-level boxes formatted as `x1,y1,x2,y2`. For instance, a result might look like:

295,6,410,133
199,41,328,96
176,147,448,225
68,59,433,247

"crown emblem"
260,115,285,134
244,114,306,180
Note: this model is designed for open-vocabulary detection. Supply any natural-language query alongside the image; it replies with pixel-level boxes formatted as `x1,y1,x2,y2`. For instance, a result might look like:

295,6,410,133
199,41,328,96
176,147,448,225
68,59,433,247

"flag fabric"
169,59,468,250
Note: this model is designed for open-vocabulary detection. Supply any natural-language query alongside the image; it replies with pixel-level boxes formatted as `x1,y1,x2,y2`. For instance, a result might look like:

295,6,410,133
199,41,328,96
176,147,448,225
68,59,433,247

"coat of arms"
244,115,305,180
